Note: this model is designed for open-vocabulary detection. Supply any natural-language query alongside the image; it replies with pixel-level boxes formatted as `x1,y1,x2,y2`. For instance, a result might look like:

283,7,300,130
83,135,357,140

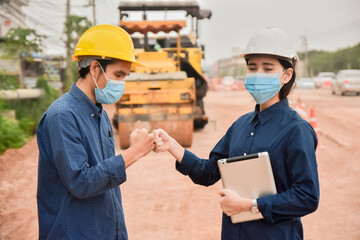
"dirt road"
1,88,359,239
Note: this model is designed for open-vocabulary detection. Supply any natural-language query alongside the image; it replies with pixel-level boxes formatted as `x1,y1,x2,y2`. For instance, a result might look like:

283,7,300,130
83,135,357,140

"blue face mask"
91,63,125,104
244,70,286,105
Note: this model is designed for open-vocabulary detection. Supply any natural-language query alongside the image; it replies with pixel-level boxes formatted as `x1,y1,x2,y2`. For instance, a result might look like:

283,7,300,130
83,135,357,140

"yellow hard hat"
72,24,143,67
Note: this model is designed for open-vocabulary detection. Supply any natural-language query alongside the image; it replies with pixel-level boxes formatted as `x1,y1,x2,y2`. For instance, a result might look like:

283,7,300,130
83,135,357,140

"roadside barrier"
295,103,308,120
309,108,321,149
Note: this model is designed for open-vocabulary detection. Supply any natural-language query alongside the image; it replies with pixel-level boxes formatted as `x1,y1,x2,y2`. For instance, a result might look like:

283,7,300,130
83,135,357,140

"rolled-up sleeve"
48,113,126,199
257,122,320,224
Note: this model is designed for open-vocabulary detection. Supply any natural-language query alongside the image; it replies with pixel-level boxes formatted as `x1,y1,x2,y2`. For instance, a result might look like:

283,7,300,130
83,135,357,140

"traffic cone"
309,108,321,149
295,103,308,121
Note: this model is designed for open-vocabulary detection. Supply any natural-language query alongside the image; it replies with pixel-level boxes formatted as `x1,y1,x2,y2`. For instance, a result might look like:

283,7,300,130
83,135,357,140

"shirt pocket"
107,129,115,152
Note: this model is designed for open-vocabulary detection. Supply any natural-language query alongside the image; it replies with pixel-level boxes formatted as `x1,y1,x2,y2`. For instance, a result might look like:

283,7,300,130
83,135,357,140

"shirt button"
251,132,254,136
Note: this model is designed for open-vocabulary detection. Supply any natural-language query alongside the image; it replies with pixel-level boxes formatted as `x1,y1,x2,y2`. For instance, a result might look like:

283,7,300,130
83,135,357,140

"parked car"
332,69,360,96
314,72,335,88
221,76,237,90
296,77,316,89
235,75,246,90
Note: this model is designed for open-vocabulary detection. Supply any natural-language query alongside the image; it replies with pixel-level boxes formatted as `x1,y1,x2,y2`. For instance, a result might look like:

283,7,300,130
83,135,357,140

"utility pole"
300,35,309,77
84,0,96,25
64,0,72,92
92,0,96,25
66,0,70,61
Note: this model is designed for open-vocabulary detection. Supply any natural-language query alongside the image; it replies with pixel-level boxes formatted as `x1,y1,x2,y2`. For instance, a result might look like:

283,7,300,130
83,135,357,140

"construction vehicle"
114,1,211,149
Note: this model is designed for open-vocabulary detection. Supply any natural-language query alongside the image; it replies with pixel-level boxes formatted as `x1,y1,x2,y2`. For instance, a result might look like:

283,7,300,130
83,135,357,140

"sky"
20,0,360,65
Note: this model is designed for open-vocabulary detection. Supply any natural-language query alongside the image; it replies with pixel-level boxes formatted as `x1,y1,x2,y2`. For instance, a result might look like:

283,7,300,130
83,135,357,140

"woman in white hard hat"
152,27,319,240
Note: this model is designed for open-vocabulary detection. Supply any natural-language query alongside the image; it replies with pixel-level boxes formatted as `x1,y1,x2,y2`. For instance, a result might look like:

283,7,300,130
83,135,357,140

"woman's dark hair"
78,59,115,79
245,56,297,100
278,58,296,100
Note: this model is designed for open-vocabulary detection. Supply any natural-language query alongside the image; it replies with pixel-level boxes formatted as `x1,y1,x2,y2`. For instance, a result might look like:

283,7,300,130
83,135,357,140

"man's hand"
122,128,154,168
129,128,154,157
219,189,252,216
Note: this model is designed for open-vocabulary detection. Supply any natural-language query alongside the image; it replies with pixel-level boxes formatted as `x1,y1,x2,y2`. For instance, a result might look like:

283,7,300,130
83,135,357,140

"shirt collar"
252,98,289,124
69,83,102,116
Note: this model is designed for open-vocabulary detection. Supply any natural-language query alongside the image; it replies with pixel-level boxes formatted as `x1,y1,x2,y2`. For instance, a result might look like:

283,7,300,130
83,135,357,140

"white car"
332,69,360,96
314,72,335,88
221,76,237,90
296,78,316,89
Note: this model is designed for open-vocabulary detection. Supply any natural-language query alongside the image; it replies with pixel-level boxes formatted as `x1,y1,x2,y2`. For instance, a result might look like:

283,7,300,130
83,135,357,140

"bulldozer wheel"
118,122,130,149
194,119,207,129
112,115,119,130
172,120,193,147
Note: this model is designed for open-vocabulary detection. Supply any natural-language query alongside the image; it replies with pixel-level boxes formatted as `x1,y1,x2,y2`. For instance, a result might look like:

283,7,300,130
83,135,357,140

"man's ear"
89,61,99,77
283,68,293,84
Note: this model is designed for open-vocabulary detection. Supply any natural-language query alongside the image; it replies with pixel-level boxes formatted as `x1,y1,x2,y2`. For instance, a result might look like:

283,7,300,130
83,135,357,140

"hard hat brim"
72,54,145,68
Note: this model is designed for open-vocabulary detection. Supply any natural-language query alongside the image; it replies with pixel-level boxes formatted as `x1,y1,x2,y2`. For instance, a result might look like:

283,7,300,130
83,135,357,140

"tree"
63,15,92,91
0,27,43,87
299,42,360,76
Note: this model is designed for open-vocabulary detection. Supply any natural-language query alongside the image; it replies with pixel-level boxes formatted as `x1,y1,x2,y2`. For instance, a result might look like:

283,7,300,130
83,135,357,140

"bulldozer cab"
114,1,211,149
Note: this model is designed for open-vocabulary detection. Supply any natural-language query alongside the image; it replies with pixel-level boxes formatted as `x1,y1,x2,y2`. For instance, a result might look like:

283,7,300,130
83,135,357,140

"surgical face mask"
91,63,125,104
244,70,287,105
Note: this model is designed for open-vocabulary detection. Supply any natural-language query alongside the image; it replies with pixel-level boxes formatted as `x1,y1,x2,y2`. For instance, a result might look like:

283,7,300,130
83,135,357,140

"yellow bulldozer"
113,1,211,149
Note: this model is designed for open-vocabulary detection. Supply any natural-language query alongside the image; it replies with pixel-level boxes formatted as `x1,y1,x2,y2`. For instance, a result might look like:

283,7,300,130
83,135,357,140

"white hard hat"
241,26,298,62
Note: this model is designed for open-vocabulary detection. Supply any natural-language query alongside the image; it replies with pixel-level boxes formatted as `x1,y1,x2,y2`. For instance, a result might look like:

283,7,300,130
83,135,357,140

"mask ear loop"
280,68,289,88
91,61,100,89
98,62,126,85
98,63,109,82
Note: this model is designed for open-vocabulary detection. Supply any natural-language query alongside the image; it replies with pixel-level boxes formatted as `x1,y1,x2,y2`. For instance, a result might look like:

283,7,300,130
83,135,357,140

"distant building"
213,55,247,78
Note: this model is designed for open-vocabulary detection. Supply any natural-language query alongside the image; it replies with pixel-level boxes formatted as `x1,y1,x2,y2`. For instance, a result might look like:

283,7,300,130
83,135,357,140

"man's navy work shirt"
176,98,320,240
37,84,128,239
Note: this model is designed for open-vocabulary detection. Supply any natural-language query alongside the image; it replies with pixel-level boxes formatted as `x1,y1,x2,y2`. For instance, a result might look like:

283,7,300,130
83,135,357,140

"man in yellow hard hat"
37,24,153,239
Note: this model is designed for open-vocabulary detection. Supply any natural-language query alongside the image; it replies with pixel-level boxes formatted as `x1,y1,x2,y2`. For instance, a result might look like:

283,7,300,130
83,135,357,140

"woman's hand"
151,129,185,162
219,189,252,216
152,129,171,153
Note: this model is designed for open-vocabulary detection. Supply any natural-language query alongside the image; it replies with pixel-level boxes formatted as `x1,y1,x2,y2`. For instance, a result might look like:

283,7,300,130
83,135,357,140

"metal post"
177,31,181,71
143,7,148,51
92,0,96,25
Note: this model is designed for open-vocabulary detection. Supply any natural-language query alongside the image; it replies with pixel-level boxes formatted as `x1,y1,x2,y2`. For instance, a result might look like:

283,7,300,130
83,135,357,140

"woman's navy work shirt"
37,84,128,240
176,98,320,240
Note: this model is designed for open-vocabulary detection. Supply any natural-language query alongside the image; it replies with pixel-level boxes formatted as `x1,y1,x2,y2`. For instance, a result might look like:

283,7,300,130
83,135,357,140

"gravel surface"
1,88,359,240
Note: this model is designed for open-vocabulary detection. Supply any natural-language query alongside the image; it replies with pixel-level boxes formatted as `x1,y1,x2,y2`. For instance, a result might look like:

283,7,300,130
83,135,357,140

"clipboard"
217,152,277,223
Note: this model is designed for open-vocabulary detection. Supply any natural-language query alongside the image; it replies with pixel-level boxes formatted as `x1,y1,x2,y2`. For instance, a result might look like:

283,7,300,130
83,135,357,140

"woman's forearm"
169,137,185,163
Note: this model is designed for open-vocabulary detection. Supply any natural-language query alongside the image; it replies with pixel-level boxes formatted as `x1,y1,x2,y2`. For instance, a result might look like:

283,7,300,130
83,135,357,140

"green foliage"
64,15,92,91
5,76,60,134
65,15,92,53
300,43,360,76
0,73,19,89
0,27,43,61
0,76,60,154
0,115,29,154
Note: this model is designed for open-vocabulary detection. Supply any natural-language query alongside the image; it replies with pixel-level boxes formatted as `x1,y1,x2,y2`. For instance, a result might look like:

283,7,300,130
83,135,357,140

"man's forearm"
122,147,143,169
